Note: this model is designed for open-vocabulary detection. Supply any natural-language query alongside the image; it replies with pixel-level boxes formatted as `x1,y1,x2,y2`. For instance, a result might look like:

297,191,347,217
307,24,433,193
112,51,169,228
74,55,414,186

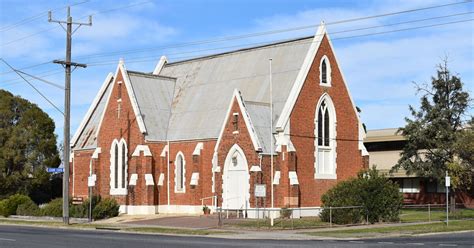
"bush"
320,168,403,224
0,194,32,217
41,198,63,217
92,198,119,220
17,200,41,216
69,203,86,218
280,206,292,219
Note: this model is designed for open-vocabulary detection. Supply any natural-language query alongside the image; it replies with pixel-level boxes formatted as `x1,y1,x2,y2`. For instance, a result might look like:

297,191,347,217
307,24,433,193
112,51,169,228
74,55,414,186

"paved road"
0,225,472,248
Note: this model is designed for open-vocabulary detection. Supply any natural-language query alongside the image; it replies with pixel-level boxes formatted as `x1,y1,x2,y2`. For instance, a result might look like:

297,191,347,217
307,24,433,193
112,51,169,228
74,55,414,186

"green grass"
0,218,229,236
227,217,329,229
304,220,474,238
400,208,474,223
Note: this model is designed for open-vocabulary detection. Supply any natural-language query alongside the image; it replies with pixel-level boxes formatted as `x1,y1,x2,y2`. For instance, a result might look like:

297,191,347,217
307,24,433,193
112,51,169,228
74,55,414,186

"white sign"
87,174,96,187
255,184,266,197
445,176,451,187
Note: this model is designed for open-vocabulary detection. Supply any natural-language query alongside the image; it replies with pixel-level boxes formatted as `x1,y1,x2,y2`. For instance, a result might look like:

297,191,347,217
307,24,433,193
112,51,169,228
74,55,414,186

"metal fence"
214,203,473,229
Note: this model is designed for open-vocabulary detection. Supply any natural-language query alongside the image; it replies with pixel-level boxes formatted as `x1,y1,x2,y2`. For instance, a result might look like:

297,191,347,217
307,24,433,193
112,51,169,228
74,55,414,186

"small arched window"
320,55,331,86
175,153,186,192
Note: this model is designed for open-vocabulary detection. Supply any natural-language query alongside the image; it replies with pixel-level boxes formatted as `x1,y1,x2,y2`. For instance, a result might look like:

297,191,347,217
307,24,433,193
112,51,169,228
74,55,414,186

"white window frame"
319,55,332,87
314,94,337,179
174,151,186,193
110,138,128,195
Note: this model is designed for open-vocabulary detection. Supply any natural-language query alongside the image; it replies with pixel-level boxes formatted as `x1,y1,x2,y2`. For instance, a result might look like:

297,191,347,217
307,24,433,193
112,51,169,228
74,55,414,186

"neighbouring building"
364,128,474,208
70,23,369,216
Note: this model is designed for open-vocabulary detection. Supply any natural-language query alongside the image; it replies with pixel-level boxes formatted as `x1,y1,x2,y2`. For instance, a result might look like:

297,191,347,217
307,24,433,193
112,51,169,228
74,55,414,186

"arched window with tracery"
315,95,336,179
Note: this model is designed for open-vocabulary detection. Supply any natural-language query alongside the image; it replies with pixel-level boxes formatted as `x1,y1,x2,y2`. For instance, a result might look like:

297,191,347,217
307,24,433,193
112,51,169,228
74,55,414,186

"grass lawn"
226,217,329,229
400,208,474,223
0,218,229,236
304,220,474,238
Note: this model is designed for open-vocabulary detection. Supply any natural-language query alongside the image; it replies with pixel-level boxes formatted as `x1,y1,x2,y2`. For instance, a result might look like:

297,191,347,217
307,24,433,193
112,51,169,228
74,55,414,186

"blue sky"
1,0,473,145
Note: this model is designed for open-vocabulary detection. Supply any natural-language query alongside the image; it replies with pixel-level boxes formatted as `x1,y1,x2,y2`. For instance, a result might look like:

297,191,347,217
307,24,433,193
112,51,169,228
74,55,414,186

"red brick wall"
215,97,266,208
71,149,94,198
289,35,365,207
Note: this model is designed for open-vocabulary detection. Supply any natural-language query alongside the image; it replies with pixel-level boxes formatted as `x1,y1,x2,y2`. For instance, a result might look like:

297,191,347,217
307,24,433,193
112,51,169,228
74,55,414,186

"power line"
0,0,91,32
0,59,64,115
1,1,472,75
85,17,474,67
73,0,474,60
0,0,151,47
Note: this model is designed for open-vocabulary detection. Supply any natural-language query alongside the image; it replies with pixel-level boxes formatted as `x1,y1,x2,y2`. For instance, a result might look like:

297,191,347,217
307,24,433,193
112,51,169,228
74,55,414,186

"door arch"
222,144,250,210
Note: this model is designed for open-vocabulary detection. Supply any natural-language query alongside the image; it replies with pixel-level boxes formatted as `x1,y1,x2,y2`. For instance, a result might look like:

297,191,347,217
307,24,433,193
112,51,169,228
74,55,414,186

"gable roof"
71,73,114,150
73,24,363,151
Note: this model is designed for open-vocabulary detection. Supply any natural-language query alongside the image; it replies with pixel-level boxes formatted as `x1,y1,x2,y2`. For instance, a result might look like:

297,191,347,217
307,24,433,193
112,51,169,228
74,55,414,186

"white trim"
109,138,129,195
174,151,186,193
276,22,326,130
125,205,158,215
71,73,114,147
129,173,138,186
314,94,337,179
273,171,281,185
132,144,152,157
157,205,202,215
160,144,169,157
289,171,299,185
92,147,101,159
153,55,168,75
145,174,155,186
192,142,204,156
319,55,332,86
214,89,262,152
118,60,147,134
250,165,262,172
111,188,127,196
190,172,199,186
157,173,165,186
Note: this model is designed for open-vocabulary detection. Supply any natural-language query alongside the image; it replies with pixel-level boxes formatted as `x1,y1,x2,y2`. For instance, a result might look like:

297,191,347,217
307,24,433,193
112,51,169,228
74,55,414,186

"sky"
0,0,473,145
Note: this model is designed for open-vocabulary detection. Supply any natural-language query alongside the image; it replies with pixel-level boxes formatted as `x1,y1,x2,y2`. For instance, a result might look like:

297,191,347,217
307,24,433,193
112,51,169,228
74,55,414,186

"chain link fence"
214,203,473,229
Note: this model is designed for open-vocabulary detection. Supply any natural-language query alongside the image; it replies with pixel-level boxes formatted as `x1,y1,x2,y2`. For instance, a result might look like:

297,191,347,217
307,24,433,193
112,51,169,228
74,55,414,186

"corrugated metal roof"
157,37,312,141
75,79,113,149
245,101,273,153
127,71,175,141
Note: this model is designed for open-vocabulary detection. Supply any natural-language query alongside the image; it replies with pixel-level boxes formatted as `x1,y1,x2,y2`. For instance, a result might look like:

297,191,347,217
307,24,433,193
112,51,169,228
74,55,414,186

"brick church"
70,23,369,216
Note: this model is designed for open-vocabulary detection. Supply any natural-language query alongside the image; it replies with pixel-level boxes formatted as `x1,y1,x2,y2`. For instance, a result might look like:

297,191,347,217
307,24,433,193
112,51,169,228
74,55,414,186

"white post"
445,171,449,226
269,58,274,226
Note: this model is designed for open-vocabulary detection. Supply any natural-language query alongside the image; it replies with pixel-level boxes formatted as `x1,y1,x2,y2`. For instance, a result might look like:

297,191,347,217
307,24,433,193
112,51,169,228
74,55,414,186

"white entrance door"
223,145,249,210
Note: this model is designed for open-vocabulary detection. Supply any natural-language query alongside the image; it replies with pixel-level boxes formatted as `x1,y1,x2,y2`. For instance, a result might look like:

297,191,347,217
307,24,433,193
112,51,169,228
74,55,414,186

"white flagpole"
269,58,274,226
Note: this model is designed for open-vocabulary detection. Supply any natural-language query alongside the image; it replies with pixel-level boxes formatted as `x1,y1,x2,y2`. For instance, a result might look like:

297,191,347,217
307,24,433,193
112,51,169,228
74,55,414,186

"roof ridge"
165,35,314,66
128,70,176,80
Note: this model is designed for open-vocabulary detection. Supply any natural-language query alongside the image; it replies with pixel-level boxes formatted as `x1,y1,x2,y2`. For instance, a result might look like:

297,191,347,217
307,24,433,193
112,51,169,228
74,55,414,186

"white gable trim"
214,89,262,152
132,144,152,157
192,142,204,156
153,55,168,75
71,73,114,148
275,23,327,131
118,60,147,134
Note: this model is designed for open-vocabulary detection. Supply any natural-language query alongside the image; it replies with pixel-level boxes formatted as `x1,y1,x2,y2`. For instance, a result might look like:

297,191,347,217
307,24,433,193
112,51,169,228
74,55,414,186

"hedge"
320,168,403,224
0,194,33,217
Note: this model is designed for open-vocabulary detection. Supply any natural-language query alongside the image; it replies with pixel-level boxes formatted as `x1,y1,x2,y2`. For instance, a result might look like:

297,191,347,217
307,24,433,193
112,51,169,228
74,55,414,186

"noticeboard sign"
255,184,266,198
445,176,451,187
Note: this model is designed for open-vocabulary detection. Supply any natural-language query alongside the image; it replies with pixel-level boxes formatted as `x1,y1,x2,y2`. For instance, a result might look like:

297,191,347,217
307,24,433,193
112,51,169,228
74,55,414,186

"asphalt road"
0,225,472,248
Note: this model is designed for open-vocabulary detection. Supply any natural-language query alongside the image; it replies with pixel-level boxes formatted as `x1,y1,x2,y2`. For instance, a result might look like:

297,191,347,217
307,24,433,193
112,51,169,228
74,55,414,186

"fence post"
366,208,369,225
428,204,431,222
329,206,332,228
291,208,294,230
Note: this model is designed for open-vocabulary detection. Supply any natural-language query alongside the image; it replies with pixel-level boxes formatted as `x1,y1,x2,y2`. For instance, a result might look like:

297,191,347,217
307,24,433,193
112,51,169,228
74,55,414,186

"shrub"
17,200,41,216
69,203,86,218
41,198,63,217
0,194,32,217
92,198,119,220
320,168,403,224
280,206,293,219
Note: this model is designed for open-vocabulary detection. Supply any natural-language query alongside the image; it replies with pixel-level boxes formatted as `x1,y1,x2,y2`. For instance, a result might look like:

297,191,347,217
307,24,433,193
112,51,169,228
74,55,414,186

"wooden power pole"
49,6,91,225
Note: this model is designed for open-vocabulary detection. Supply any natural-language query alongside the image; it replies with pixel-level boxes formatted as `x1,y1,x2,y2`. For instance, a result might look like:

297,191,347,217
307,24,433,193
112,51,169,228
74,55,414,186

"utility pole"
269,58,274,226
49,6,92,225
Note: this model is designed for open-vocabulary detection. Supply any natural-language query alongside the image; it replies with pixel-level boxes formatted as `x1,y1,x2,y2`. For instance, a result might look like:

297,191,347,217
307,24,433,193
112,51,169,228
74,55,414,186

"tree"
393,60,472,191
0,89,61,203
